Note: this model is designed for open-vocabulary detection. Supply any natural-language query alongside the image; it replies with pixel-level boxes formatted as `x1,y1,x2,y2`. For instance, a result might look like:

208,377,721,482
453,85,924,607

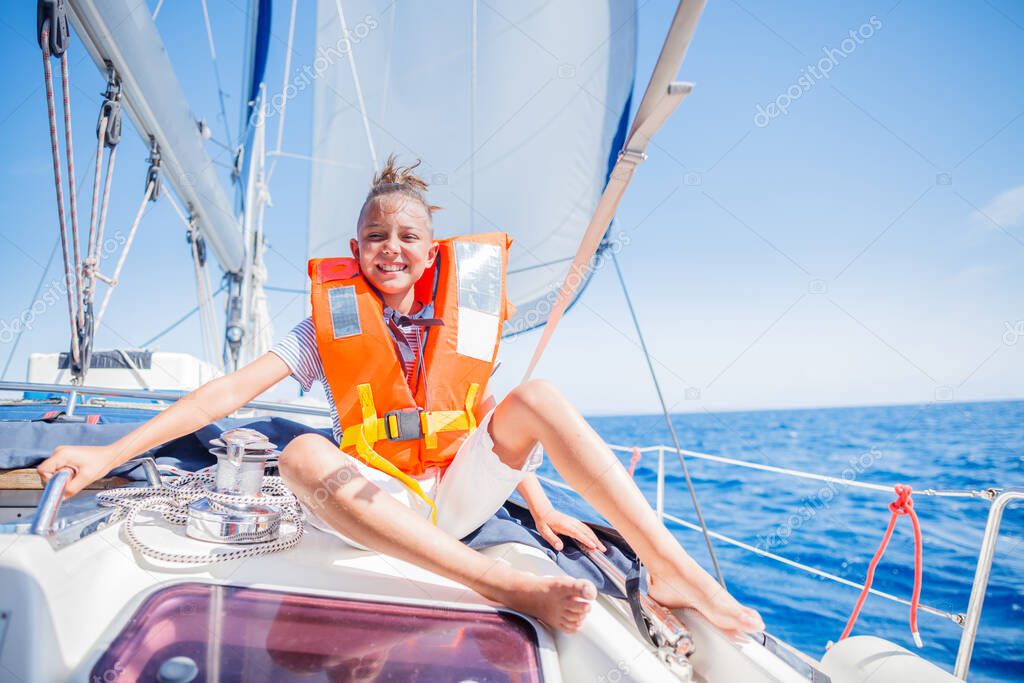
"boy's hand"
531,508,607,553
37,444,120,499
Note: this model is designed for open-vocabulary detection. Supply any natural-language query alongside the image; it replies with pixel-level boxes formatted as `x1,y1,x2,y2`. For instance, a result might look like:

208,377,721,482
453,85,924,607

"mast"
226,0,274,370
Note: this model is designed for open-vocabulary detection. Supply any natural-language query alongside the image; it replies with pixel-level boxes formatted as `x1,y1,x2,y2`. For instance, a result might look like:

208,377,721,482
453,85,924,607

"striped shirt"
270,309,429,443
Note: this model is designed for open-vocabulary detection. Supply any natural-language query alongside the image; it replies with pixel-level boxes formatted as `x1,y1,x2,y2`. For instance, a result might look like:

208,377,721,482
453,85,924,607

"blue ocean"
533,400,1023,683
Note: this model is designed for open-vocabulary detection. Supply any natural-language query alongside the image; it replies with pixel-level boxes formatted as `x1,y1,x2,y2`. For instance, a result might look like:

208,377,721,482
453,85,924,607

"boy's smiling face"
350,194,437,311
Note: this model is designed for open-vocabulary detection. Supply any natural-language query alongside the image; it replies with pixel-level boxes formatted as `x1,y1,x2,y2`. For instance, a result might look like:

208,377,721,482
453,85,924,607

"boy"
40,157,763,635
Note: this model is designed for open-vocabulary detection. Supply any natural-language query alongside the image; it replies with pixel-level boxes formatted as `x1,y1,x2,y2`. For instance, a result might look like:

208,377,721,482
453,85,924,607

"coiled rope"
96,468,305,565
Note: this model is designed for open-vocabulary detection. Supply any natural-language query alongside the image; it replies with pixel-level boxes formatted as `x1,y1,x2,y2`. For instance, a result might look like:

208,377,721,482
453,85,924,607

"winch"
96,427,304,564
185,427,283,545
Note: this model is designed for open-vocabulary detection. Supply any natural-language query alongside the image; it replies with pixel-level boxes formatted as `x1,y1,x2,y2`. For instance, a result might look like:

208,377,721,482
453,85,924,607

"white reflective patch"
456,308,500,361
328,286,361,339
454,242,502,315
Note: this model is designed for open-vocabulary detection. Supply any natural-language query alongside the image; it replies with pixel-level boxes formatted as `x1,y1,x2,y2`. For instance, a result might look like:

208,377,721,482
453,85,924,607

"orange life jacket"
308,232,513,519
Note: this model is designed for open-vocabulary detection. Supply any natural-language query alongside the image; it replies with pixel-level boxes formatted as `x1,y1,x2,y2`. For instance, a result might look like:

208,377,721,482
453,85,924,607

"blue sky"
1,1,1021,415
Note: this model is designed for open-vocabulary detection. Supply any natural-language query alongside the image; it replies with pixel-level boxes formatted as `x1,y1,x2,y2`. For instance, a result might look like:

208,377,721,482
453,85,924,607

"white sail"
308,0,636,334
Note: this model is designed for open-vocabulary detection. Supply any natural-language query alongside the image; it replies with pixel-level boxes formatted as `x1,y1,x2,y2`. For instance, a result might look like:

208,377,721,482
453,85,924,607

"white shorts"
299,408,543,550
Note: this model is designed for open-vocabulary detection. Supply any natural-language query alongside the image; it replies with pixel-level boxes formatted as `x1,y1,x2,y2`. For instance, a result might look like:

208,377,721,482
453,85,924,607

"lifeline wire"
609,249,726,587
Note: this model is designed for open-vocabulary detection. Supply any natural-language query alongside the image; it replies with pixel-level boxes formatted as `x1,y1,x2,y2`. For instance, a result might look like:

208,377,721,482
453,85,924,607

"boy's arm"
517,472,605,552
517,472,555,517
38,352,294,497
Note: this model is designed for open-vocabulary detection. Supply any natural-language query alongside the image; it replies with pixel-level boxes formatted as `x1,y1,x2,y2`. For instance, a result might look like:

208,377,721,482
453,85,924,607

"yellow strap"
349,384,438,524
465,383,479,432
339,383,483,523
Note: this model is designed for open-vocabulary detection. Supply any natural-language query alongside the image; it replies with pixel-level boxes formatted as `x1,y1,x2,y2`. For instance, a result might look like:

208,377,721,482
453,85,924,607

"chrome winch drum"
185,428,283,544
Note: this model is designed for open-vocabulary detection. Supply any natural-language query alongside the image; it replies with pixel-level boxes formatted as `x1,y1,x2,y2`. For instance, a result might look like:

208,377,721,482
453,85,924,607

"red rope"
838,484,924,648
627,447,641,477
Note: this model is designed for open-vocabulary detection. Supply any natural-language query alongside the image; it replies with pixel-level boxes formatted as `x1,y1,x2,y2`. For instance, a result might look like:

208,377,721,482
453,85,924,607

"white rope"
152,0,165,20
95,180,155,335
379,2,397,120
167,191,222,371
40,26,81,367
189,226,221,370
470,0,477,230
97,469,304,564
199,0,234,145
333,0,378,173
84,116,118,301
267,0,298,185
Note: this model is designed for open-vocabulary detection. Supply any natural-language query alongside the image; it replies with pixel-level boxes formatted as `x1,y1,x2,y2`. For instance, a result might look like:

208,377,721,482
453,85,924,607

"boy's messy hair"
360,153,442,225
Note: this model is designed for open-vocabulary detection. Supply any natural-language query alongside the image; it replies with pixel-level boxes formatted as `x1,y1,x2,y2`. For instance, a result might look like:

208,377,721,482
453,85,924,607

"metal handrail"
603,442,994,500
29,468,74,535
954,490,1022,679
0,380,331,418
27,456,164,537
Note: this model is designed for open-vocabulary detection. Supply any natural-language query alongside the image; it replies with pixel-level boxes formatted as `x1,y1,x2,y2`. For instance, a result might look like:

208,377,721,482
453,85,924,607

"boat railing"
536,442,1017,681
1,380,1016,679
0,380,331,418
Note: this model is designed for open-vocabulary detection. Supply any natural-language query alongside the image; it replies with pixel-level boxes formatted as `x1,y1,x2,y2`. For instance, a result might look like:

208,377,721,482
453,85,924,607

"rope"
59,50,84,334
838,484,925,648
40,22,80,368
266,0,298,184
609,250,727,587
95,180,156,335
627,446,642,478
84,84,120,303
200,0,234,146
97,468,304,564
86,113,107,281
333,0,378,173
190,225,221,370
165,190,223,370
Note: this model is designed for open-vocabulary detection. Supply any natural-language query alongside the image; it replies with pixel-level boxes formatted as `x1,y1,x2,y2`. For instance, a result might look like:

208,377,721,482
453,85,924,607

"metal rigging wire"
608,248,727,587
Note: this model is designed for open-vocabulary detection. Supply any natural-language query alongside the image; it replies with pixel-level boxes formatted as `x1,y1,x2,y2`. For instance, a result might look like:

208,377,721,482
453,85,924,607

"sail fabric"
308,0,636,335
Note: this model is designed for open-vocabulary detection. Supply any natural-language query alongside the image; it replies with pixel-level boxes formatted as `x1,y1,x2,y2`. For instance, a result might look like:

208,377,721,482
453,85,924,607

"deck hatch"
91,582,543,682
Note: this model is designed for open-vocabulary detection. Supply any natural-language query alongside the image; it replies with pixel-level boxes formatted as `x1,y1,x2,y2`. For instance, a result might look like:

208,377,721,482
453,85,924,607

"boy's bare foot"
648,572,764,633
482,570,597,633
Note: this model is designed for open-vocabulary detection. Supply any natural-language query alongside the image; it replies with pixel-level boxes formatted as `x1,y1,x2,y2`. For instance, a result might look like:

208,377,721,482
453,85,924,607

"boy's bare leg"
488,380,764,633
278,433,596,633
